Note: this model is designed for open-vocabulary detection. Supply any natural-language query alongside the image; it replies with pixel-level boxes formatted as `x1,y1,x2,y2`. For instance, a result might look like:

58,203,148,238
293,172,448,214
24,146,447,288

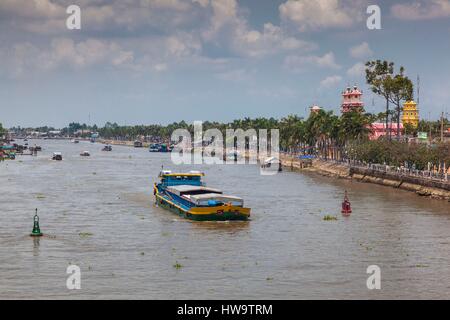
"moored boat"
102,145,112,151
52,152,62,161
154,170,250,221
149,143,160,152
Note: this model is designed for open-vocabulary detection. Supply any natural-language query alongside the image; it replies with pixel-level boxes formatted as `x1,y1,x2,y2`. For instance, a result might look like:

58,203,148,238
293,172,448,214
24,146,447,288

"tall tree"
0,123,5,138
365,60,394,140
386,68,414,139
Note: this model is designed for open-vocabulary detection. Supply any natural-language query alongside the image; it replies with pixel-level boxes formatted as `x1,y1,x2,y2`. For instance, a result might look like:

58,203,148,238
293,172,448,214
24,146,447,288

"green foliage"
348,140,450,170
365,60,414,139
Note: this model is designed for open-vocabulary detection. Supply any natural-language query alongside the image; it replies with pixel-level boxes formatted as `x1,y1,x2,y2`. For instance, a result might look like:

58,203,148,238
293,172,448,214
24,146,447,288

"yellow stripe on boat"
188,206,250,215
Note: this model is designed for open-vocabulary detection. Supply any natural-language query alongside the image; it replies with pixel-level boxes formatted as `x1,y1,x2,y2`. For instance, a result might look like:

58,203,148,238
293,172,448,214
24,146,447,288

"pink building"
369,122,404,140
341,86,364,113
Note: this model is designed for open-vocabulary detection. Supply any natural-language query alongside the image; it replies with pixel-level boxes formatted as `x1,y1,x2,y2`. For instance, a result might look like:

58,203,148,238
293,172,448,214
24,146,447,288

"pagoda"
402,101,419,128
341,86,364,113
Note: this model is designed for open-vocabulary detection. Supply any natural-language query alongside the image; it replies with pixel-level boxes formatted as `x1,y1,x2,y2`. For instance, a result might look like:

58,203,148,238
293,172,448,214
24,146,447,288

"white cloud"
346,62,366,77
349,42,373,59
279,0,366,32
1,38,135,77
0,0,316,77
215,68,251,82
320,75,343,88
283,52,341,73
153,63,168,72
0,0,202,35
166,33,202,58
203,0,315,58
391,0,450,20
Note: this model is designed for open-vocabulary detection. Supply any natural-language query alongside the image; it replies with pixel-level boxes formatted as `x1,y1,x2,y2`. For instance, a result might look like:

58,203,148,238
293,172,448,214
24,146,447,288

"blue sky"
1,0,450,128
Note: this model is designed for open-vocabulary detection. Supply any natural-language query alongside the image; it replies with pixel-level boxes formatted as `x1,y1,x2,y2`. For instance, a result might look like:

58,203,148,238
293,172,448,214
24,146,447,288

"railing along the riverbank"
279,151,449,184
325,158,450,184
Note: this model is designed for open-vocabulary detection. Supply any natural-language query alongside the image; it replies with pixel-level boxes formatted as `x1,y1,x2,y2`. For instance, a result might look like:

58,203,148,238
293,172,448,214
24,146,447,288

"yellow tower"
402,101,419,128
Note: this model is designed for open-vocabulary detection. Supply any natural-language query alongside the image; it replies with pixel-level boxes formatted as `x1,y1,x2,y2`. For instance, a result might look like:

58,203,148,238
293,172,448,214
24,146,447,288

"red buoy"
341,191,352,216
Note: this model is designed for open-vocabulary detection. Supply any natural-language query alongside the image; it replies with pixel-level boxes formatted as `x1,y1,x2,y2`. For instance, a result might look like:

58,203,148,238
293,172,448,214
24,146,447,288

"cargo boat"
154,171,250,221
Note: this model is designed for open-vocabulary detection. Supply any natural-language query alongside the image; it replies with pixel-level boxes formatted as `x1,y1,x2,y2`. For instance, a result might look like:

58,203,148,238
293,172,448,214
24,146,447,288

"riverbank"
286,158,450,201
97,139,152,148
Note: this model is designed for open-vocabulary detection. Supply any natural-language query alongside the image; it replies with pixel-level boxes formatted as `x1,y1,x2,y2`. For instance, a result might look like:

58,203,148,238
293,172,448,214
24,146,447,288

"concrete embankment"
281,156,450,201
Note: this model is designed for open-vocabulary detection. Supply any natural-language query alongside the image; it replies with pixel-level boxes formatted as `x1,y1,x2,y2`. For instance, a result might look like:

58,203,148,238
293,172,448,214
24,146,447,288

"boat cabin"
159,170,204,187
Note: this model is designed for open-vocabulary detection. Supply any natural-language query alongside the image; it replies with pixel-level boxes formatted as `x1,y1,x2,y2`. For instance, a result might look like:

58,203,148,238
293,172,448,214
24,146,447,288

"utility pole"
441,111,445,143
428,111,432,144
417,75,420,106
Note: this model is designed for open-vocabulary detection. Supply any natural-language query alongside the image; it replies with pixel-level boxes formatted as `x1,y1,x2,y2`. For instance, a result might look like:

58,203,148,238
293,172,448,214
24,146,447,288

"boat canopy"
264,156,279,164
189,193,244,207
166,185,222,196
159,171,205,187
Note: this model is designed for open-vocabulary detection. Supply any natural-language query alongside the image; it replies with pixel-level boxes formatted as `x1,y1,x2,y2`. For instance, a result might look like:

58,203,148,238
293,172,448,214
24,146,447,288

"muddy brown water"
0,140,449,299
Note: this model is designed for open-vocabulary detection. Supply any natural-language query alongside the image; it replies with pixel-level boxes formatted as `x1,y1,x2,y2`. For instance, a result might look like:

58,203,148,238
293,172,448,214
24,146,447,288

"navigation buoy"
341,191,352,216
30,208,43,237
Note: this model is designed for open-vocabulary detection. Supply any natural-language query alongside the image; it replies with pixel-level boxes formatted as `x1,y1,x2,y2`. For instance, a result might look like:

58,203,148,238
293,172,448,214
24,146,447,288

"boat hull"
155,194,250,221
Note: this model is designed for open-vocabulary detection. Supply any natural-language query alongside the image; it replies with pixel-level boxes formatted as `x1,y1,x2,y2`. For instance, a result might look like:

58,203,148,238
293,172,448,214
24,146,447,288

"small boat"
102,145,112,151
80,151,90,157
29,145,42,152
149,143,160,152
159,143,168,152
52,152,62,161
71,139,80,144
261,156,282,170
134,141,143,148
154,170,250,221
341,191,352,216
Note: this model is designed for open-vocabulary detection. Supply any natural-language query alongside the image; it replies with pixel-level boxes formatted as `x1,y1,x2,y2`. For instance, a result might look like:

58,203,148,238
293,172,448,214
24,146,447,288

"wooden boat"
154,170,250,221
80,151,90,157
52,152,62,161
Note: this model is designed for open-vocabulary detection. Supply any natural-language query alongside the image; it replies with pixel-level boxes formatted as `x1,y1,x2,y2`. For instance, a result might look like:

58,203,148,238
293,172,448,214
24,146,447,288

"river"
0,139,449,299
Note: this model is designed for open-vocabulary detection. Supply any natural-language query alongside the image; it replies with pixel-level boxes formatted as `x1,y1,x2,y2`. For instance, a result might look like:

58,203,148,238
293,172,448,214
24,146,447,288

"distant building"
402,101,419,128
310,105,322,114
369,122,404,140
341,86,364,113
